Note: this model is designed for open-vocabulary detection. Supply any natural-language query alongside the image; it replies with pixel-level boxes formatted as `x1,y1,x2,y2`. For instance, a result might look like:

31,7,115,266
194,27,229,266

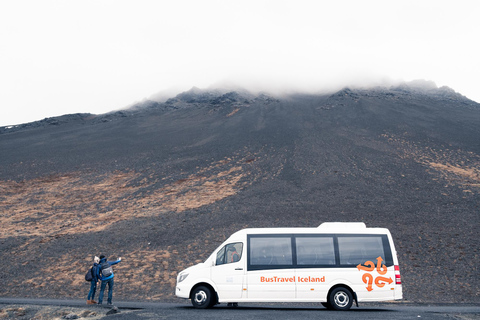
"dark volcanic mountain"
0,81,479,303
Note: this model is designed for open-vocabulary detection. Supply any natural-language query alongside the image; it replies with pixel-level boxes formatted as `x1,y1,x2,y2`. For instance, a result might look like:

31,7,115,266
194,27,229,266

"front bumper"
176,283,190,299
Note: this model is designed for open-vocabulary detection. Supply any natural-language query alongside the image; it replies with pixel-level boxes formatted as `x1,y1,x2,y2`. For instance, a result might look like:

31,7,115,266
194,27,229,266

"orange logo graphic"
357,256,392,291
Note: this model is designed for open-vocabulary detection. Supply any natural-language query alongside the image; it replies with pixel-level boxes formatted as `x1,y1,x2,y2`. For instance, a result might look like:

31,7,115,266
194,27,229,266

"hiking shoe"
87,300,96,305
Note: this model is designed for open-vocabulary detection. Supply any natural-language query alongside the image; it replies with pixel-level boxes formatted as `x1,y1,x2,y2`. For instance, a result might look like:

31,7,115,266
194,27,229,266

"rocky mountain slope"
0,81,479,303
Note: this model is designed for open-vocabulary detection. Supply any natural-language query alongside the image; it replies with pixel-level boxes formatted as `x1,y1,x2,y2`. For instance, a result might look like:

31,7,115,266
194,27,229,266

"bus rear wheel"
328,287,353,311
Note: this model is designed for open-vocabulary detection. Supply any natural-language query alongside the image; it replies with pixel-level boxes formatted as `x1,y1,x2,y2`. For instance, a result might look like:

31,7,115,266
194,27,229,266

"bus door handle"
235,268,243,271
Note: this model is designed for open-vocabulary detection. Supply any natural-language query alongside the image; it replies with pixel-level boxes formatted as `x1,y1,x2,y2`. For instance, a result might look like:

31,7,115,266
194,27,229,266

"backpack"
85,267,94,282
100,261,113,277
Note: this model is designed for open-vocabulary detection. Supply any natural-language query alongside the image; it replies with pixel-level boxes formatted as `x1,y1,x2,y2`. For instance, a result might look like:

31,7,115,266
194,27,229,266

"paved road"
0,298,479,319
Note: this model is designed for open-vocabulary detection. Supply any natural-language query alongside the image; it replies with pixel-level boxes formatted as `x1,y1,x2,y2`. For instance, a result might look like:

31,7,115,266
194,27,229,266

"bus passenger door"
294,236,336,300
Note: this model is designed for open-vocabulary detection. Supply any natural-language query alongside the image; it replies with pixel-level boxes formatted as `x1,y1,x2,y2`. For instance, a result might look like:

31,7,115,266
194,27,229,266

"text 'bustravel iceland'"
260,276,326,283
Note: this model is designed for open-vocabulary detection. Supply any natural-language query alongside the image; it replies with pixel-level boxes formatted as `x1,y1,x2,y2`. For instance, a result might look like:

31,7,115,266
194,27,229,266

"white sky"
1,0,479,126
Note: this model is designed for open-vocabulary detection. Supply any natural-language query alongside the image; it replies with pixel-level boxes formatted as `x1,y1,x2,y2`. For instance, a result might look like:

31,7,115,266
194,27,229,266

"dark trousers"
87,280,97,300
98,278,114,304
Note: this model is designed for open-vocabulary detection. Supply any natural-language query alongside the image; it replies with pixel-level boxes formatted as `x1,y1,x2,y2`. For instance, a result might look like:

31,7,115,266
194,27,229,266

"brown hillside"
0,84,479,303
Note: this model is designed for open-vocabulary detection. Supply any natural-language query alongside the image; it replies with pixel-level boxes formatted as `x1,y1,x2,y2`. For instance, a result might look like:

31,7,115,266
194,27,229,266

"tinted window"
338,236,386,265
216,242,243,265
296,236,335,265
249,237,292,267
246,233,392,270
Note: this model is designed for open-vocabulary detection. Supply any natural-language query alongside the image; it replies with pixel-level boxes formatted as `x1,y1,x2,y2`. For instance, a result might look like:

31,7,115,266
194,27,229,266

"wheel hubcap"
194,290,207,305
334,291,349,308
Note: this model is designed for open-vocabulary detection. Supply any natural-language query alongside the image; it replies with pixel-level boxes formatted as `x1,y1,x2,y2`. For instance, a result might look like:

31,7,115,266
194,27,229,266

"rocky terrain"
0,81,479,304
0,304,104,320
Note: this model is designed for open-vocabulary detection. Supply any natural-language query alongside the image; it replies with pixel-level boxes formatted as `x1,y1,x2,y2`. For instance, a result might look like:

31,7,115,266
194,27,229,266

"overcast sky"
1,0,479,126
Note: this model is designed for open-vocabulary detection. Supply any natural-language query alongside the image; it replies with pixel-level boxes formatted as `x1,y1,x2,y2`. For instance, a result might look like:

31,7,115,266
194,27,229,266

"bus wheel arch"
327,284,356,311
190,283,218,308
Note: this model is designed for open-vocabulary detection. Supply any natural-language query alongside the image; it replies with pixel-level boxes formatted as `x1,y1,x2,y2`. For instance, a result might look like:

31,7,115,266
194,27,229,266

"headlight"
178,273,189,283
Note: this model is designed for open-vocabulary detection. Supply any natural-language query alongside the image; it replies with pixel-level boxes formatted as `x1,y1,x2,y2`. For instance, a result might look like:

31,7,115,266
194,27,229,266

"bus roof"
228,222,390,239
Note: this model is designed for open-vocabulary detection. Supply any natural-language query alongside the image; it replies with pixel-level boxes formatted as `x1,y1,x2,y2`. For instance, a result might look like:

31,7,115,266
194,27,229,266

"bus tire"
191,285,214,309
328,287,353,311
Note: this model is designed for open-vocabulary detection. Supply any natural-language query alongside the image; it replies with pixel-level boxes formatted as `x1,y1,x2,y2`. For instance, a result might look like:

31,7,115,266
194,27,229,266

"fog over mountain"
0,81,479,303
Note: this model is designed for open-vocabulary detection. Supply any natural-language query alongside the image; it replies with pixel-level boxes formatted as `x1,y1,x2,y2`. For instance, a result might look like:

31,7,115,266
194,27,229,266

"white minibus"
175,222,402,310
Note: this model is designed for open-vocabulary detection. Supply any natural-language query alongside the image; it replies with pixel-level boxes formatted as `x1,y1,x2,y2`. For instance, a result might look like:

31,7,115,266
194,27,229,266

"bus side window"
337,236,389,266
296,236,335,265
249,236,293,268
216,243,243,266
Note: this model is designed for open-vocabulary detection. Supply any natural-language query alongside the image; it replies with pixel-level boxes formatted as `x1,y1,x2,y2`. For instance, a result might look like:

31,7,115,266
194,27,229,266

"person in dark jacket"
87,256,100,304
97,255,122,305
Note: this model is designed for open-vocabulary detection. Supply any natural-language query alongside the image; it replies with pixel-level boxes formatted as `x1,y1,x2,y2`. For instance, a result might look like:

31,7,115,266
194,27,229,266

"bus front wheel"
191,285,214,309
